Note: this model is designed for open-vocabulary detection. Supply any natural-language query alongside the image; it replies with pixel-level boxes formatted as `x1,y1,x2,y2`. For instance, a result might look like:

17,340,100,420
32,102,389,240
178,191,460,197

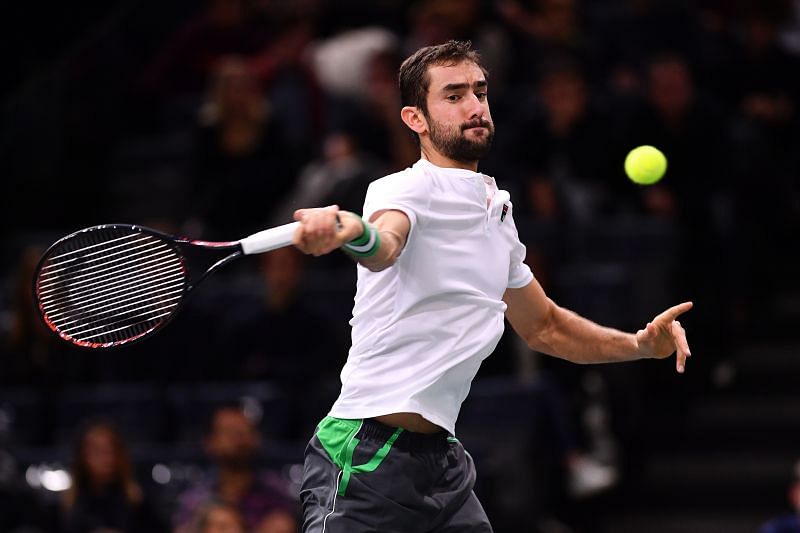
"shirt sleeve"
362,170,430,249
505,204,535,289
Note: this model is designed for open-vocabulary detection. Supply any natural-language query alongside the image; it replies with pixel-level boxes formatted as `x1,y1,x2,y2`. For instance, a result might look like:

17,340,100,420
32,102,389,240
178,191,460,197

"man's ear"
401,106,428,136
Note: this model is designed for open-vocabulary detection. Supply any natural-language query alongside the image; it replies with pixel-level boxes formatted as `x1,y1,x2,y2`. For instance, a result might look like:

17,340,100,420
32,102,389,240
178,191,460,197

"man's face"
422,61,494,163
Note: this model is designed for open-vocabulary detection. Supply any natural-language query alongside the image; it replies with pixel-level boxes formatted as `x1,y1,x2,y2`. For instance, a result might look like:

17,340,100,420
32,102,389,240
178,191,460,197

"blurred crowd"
2,0,800,531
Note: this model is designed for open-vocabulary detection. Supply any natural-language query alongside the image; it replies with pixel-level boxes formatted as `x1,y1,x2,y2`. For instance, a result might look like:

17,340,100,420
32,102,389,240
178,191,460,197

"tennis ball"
624,145,667,185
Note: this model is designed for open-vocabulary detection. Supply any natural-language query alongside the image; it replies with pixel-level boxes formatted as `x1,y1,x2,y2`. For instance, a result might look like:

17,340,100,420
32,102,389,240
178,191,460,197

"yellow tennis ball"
625,145,667,185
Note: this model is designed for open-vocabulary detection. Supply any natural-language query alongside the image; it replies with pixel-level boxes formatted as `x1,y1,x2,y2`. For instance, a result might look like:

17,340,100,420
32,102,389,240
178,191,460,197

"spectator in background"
313,32,416,172
273,131,386,223
512,55,622,224
728,3,799,129
589,0,698,90
760,459,800,533
215,246,345,437
404,0,483,50
248,3,324,158
496,0,594,88
190,58,300,239
527,372,619,501
405,0,511,93
343,49,418,172
139,0,323,147
216,246,343,384
506,55,621,290
724,3,800,335
2,245,67,387
189,500,296,533
61,421,167,533
0,453,52,533
254,511,296,533
139,0,268,112
189,502,247,533
173,407,298,533
624,52,725,220
1,245,75,448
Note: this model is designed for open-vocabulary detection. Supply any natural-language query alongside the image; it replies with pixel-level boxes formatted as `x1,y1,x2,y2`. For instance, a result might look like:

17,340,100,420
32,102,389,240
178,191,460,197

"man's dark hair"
399,40,487,117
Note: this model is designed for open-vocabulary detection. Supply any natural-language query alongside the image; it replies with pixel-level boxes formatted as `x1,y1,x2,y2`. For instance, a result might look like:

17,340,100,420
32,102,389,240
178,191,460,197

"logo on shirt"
500,203,508,223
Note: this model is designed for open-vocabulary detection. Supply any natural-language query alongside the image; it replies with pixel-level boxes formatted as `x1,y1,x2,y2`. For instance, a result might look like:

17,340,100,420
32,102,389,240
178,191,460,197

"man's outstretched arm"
503,279,693,373
292,205,410,272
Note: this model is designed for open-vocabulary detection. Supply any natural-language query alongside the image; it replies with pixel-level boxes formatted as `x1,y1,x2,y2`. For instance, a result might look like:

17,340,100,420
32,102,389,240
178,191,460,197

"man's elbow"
362,253,398,272
521,302,559,355
524,335,549,354
363,244,401,272
365,261,391,272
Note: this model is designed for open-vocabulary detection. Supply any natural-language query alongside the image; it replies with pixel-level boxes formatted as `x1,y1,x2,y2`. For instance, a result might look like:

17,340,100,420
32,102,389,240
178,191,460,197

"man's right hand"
292,206,362,256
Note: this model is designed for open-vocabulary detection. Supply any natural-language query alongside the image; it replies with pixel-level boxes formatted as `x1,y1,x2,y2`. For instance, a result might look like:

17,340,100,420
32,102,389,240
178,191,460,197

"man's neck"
420,146,479,172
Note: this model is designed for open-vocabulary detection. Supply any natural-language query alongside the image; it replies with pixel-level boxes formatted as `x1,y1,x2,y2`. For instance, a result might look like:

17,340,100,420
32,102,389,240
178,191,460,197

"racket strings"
37,237,174,290
39,237,178,311
39,234,154,273
39,249,180,302
36,228,187,346
43,271,185,321
41,262,184,310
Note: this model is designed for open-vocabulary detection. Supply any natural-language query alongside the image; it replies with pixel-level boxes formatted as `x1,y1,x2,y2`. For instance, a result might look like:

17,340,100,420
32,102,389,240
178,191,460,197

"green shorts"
300,416,492,533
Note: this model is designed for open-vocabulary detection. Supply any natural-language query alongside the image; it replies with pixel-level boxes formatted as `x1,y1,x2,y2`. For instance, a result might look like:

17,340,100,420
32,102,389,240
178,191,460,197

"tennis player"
292,40,693,532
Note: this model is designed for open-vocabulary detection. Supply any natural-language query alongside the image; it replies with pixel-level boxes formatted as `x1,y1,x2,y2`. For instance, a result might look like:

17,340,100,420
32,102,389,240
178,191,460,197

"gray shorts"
300,416,493,533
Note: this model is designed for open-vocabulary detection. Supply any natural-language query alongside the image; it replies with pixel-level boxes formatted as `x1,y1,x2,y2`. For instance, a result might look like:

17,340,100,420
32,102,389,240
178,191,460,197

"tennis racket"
33,222,299,349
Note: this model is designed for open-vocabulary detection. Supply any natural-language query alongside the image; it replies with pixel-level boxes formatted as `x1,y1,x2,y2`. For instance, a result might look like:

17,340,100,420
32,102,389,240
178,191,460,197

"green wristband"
347,217,372,247
342,216,381,258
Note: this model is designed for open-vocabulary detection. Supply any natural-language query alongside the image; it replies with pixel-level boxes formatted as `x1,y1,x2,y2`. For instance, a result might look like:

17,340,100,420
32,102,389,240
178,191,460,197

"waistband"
360,417,452,454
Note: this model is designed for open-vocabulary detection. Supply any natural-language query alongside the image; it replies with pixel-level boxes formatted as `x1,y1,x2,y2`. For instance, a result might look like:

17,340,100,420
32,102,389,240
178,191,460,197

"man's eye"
476,92,488,100
447,95,460,102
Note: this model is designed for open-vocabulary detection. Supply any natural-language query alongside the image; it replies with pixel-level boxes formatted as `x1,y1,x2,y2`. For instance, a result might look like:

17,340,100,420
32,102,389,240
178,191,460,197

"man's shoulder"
368,161,429,194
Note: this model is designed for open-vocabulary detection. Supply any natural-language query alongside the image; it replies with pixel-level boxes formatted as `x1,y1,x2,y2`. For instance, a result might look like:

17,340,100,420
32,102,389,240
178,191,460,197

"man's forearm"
349,227,404,272
531,305,642,364
339,211,406,272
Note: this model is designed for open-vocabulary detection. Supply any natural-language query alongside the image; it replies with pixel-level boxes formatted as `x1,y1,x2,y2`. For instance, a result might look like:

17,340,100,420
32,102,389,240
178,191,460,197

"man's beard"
427,116,495,163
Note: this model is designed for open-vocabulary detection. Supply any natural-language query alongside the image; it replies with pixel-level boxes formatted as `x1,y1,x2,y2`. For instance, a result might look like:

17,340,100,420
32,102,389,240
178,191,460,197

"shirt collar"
415,158,489,181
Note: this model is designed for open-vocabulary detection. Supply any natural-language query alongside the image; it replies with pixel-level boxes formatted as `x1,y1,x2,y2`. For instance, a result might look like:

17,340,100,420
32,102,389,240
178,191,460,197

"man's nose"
466,93,485,119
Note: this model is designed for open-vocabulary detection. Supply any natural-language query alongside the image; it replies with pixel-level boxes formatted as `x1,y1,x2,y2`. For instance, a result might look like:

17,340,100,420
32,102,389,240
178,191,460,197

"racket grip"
240,221,300,255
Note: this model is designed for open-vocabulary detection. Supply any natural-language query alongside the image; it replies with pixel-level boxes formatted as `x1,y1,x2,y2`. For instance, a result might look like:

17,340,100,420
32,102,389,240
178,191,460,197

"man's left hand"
636,301,693,373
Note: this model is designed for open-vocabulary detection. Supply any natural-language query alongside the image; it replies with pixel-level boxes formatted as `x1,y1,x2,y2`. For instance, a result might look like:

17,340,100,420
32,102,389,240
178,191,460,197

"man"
173,406,298,533
293,41,692,532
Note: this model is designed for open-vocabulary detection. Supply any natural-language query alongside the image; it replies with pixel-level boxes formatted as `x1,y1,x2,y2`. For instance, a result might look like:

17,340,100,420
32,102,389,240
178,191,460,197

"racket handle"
240,221,300,255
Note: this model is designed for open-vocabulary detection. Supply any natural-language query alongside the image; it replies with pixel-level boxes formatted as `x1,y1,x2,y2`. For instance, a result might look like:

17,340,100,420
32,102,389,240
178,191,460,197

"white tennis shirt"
328,158,534,434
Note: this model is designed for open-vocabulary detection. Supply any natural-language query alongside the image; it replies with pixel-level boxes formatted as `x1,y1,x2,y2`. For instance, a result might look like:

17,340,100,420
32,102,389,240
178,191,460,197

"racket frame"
32,224,241,350
32,220,300,349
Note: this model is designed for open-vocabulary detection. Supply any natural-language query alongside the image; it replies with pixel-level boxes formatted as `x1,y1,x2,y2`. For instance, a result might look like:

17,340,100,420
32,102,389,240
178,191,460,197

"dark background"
2,0,800,531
